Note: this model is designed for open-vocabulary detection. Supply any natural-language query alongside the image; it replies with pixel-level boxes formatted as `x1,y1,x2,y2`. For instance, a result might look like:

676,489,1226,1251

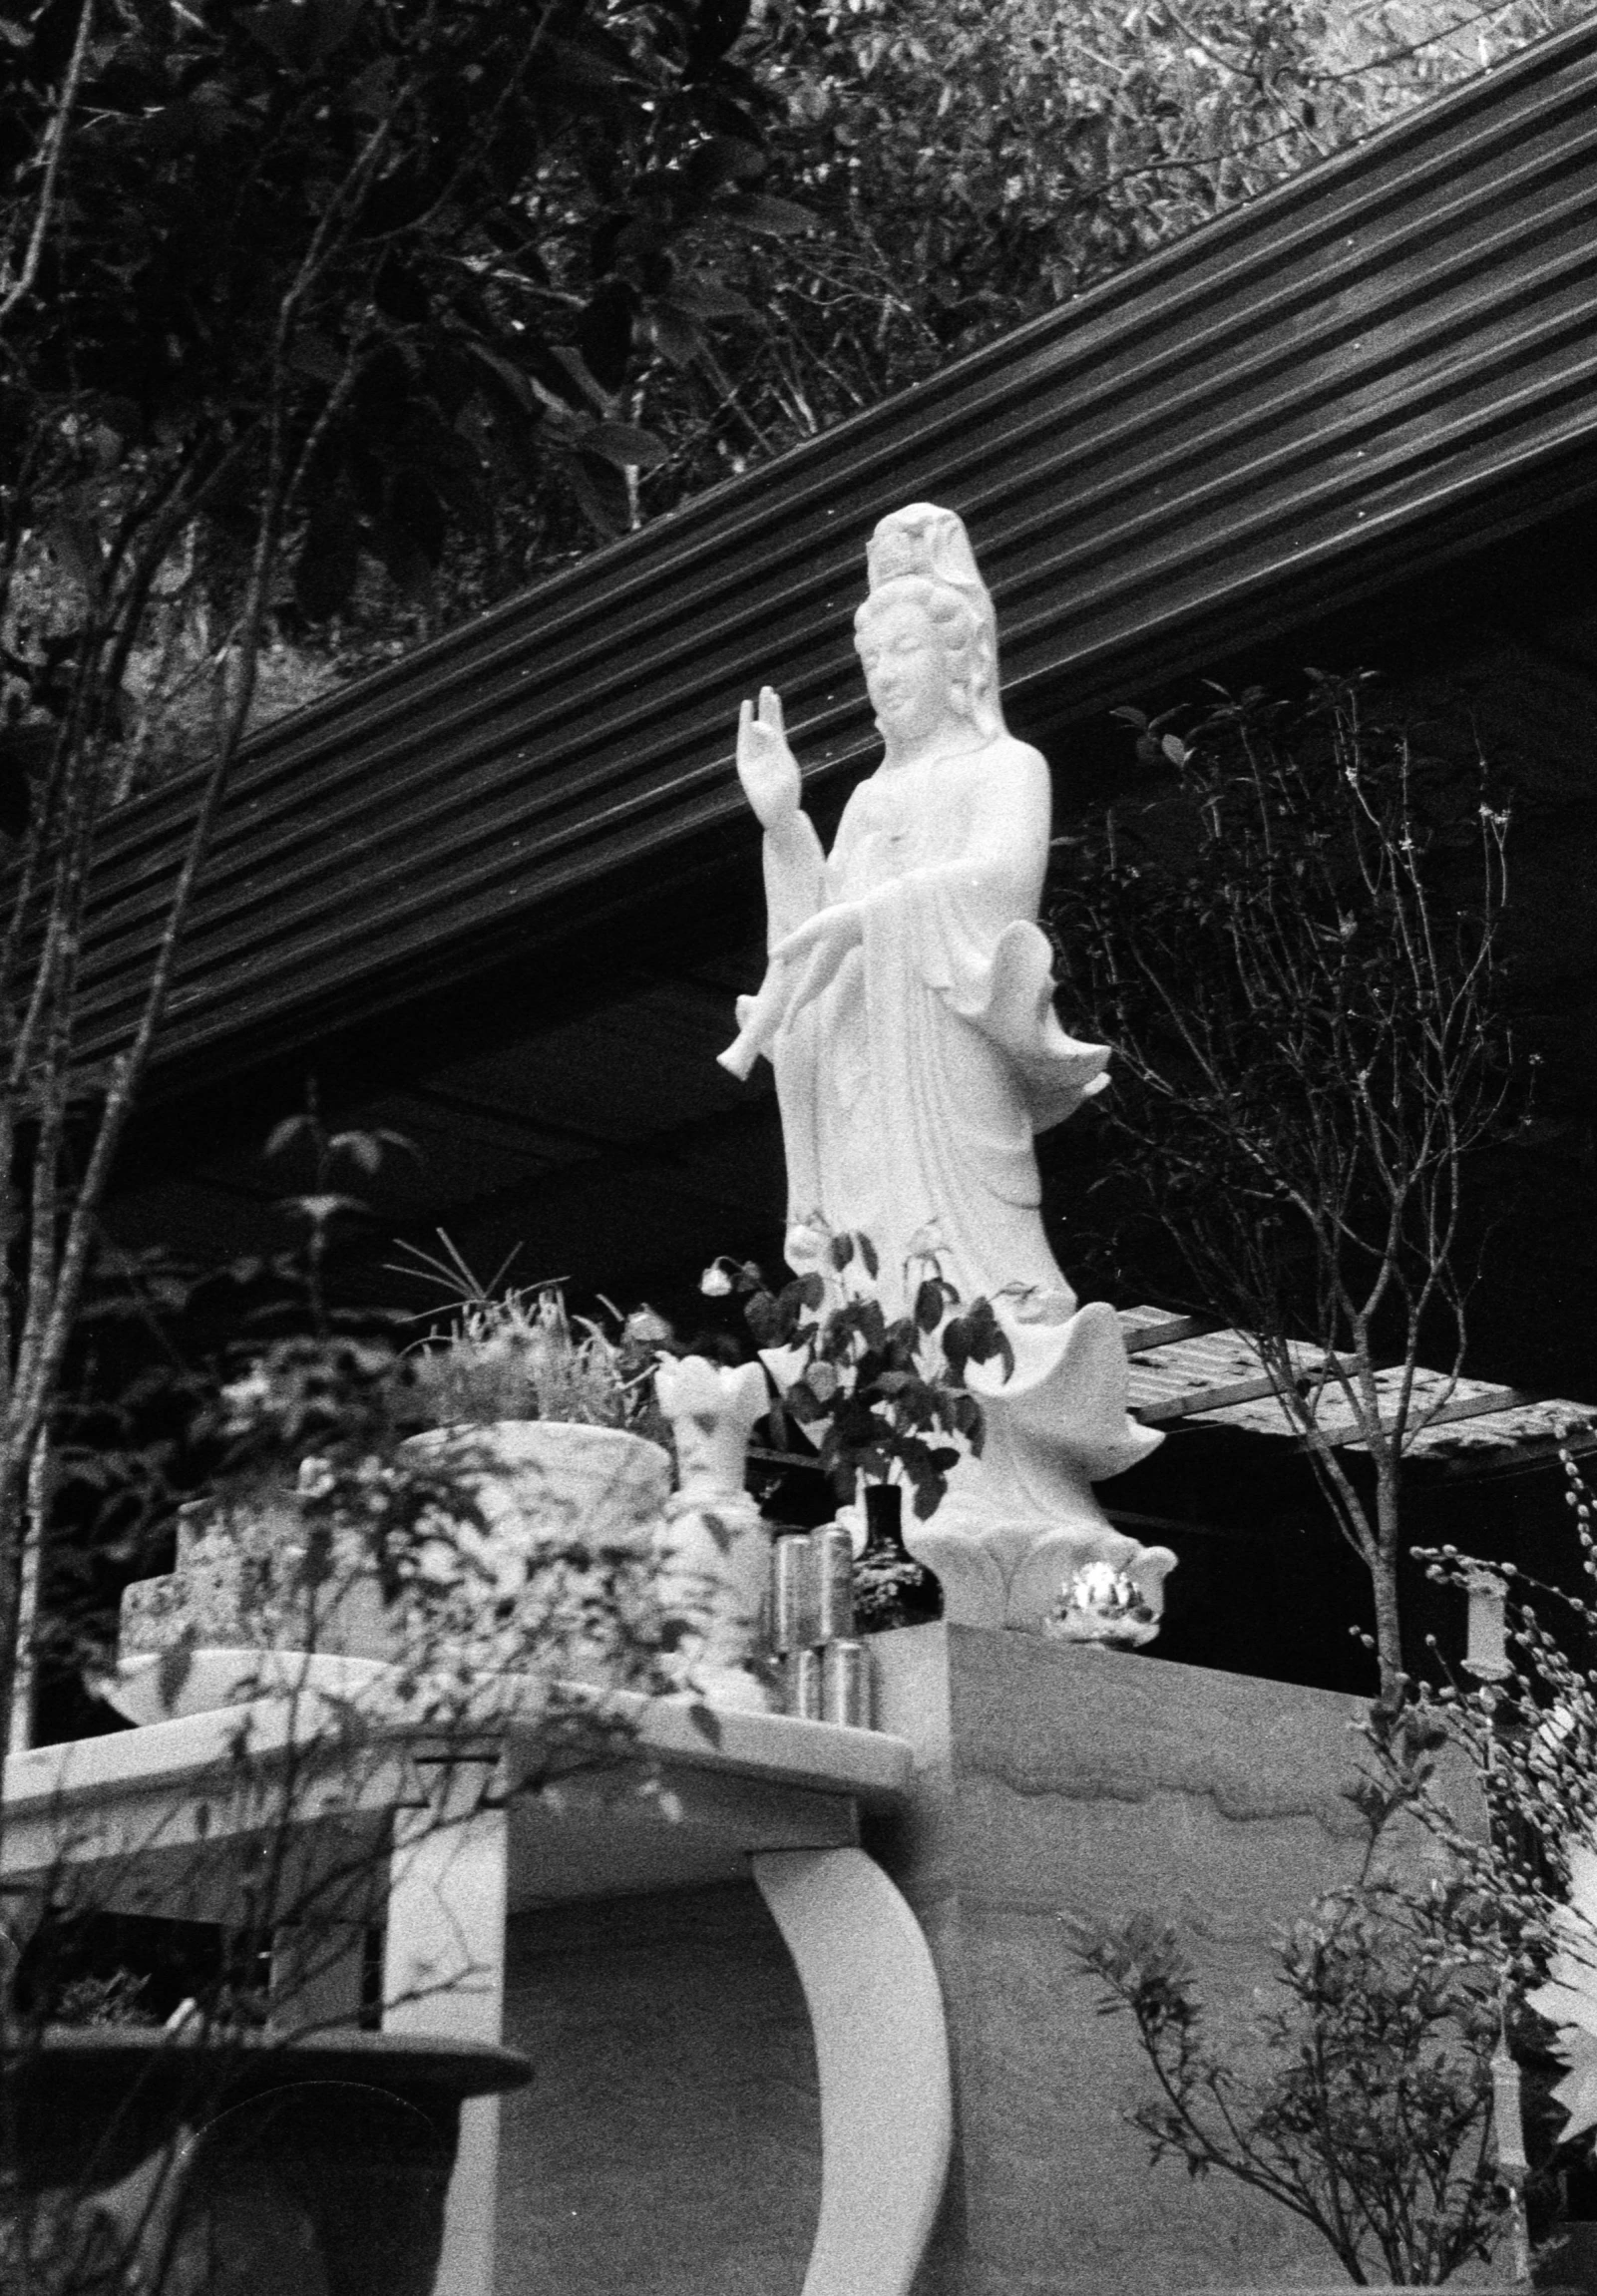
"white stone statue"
721,503,1175,1633
652,1354,776,1709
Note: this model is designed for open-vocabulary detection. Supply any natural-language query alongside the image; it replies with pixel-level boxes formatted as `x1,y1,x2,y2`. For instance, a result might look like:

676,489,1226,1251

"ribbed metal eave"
165,2,1597,781
88,21,1597,854
49,14,1597,1070
73,209,1597,993
83,395,1597,1071
100,143,1597,907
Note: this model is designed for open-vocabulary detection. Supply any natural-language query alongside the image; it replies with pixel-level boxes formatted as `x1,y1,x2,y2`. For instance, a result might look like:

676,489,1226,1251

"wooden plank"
1136,1372,1289,1425
1119,1312,1214,1354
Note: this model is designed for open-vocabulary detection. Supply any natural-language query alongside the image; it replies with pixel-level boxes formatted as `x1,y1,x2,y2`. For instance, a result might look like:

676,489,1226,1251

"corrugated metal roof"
64,14,1597,1076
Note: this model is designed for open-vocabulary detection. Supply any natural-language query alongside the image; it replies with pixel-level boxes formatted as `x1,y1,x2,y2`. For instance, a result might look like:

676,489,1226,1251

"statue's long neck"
879,720,989,772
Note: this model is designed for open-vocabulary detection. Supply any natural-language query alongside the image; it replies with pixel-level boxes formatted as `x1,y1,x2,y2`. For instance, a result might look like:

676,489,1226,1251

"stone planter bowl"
109,1422,672,1721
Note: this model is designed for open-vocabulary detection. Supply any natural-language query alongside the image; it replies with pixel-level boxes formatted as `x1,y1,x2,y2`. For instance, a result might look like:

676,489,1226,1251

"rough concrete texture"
497,1882,820,2296
866,1626,1442,2296
492,1629,1475,2296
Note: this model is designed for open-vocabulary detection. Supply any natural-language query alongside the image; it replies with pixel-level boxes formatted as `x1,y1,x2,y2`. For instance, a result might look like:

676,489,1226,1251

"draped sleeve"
761,809,827,950
853,738,1110,1134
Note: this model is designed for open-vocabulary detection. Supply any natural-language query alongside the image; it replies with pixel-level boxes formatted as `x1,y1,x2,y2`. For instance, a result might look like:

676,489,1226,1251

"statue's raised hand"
735,686,802,830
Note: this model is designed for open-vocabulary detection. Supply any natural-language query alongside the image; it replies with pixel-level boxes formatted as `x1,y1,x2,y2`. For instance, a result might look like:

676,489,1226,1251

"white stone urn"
117,1489,385,1660
109,1422,673,1720
109,1487,402,1723
651,1356,774,1711
400,1418,670,1556
396,1419,673,1683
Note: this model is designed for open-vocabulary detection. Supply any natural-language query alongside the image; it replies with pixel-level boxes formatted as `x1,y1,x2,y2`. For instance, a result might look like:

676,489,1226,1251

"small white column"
383,1756,509,2296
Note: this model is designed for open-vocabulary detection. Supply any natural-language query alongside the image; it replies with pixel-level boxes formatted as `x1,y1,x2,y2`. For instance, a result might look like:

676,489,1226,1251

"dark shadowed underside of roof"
62,15,1597,1083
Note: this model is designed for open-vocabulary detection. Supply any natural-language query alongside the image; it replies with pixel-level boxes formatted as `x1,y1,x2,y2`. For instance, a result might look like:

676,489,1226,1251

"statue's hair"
854,573,1004,738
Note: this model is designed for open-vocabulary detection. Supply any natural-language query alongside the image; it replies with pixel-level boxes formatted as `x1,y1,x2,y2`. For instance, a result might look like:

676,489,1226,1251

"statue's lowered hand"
735,685,802,829
770,902,863,1000
718,904,864,1080
717,969,786,1080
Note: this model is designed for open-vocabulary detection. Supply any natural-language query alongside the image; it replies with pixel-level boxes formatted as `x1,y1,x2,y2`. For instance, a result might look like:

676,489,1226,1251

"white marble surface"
653,1354,776,1709
3,1667,911,1869
3,1673,928,2296
754,1846,953,2296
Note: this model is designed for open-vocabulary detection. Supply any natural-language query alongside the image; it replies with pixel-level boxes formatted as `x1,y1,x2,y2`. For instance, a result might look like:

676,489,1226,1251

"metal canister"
820,1639,872,1729
783,1646,823,1721
809,1521,855,1644
769,1533,813,1653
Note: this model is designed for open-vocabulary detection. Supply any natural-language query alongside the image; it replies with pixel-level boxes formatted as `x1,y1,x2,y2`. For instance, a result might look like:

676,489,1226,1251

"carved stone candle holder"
652,1355,776,1711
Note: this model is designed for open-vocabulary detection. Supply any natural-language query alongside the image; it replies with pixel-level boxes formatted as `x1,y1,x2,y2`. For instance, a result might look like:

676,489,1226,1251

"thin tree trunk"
8,1433,51,1751
0,1455,30,1758
1371,1458,1405,1713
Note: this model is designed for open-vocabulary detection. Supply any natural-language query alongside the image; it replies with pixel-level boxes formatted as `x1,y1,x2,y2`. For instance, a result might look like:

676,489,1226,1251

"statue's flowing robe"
760,735,1109,1315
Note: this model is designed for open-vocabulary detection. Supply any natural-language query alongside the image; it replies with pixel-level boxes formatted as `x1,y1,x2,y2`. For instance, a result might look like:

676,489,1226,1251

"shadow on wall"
498,1881,820,2296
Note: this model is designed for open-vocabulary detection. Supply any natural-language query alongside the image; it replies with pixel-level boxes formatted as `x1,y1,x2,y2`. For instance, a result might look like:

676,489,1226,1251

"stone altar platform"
1,1679,943,2296
5,1633,1454,2296
866,1627,1420,2296
496,1629,1424,2296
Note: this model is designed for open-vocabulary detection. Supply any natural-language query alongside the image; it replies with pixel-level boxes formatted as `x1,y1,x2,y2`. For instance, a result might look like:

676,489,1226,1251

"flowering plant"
701,1226,1012,1519
1378,1440,1597,2222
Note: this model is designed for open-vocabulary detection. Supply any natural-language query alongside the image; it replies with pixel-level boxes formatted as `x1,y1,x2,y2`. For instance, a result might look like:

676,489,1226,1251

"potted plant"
386,1237,684,1686
715,1229,1010,1515
111,1332,493,1719
112,1299,683,1719
702,1227,1014,1632
394,1234,670,1547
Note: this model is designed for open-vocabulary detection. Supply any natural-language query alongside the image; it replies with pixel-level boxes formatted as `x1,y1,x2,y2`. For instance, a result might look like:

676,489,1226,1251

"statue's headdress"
863,503,1005,737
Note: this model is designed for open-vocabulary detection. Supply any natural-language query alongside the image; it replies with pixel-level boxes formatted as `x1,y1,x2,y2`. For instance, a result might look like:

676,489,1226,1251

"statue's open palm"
736,686,801,829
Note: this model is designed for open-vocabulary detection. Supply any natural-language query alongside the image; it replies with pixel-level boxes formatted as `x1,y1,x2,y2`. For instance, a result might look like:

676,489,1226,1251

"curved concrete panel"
752,1845,953,2296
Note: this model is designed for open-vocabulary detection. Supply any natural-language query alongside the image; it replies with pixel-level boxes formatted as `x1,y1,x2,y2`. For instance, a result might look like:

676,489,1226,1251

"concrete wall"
494,1631,1453,2295
870,1628,1449,2296
498,1881,820,2296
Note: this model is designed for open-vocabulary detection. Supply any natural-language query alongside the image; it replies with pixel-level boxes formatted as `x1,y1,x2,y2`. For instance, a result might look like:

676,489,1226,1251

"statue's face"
856,598,956,748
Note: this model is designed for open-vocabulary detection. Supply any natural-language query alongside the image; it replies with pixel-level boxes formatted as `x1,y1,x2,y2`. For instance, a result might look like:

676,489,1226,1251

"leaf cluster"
12,1,1593,788
606,0,1597,528
0,0,790,1737
0,0,786,808
723,1228,1012,1517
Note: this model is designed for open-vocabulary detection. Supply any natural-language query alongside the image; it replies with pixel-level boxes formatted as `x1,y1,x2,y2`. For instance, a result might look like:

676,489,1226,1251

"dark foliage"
0,0,782,797
716,1232,1011,1517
